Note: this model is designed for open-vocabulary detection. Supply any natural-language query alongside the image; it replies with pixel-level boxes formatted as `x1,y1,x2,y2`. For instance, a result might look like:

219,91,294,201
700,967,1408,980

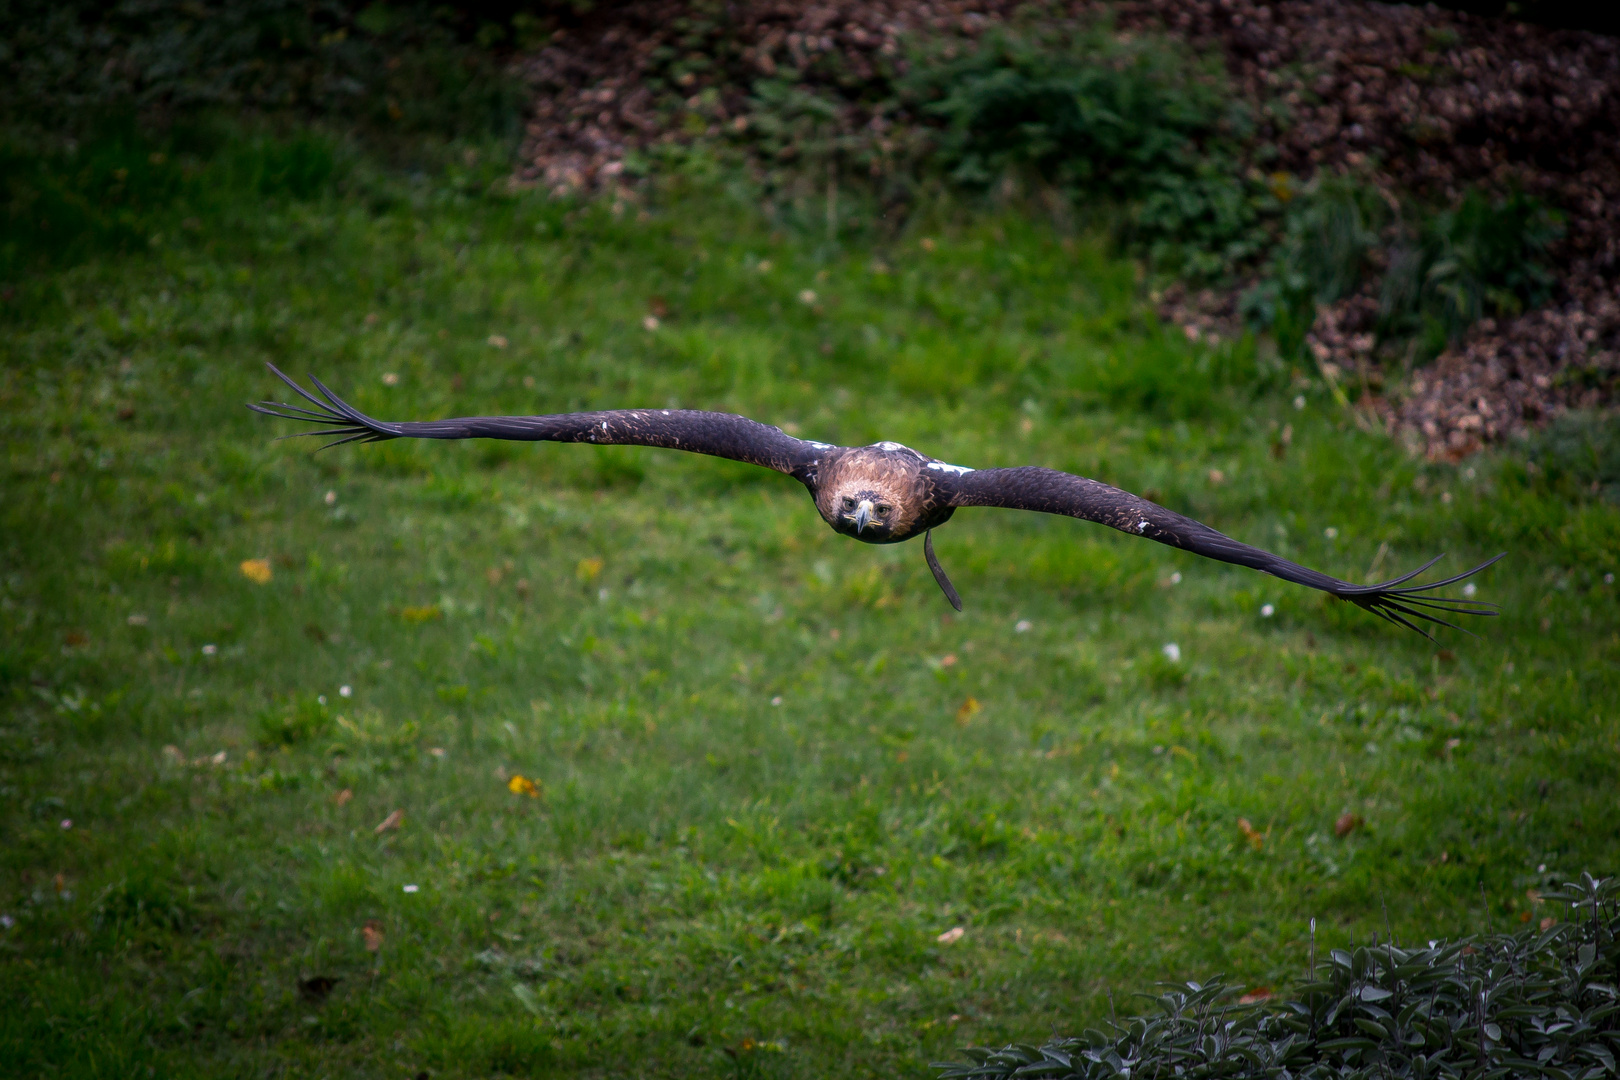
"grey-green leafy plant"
938,873,1620,1080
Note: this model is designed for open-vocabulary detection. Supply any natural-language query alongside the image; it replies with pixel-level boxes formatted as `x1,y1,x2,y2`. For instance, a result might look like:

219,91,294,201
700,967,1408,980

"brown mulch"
514,0,1620,459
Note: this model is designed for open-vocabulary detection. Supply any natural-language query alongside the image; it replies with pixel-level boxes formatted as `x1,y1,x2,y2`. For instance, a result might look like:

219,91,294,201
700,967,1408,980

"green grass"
2,148,1617,1079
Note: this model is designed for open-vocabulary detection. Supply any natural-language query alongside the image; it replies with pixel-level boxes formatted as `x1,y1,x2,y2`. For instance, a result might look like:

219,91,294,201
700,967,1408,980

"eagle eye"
842,496,856,509
875,505,891,515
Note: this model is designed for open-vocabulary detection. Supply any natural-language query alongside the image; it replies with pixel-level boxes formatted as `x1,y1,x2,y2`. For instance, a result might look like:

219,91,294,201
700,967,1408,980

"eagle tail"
245,364,401,449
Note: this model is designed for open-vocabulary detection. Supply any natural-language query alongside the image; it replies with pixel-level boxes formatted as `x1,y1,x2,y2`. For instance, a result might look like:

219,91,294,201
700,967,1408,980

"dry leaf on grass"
374,809,404,834
239,558,272,584
507,775,540,798
955,697,981,725
362,921,384,952
334,788,353,807
1335,812,1364,838
937,926,965,944
1238,818,1265,850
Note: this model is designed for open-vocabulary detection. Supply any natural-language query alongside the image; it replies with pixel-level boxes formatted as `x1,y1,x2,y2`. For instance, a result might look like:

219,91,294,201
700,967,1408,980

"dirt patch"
514,0,1620,457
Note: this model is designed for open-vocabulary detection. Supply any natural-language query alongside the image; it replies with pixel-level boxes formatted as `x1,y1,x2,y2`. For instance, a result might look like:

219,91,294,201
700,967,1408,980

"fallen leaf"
335,788,353,807
1238,987,1273,1004
1208,468,1225,484
162,745,183,763
937,926,965,944
398,605,442,623
374,809,404,834
648,295,670,318
239,559,272,585
1238,818,1264,849
1335,812,1364,838
576,557,604,583
955,697,981,725
508,775,539,798
1540,916,1556,930
362,921,384,951
487,334,508,348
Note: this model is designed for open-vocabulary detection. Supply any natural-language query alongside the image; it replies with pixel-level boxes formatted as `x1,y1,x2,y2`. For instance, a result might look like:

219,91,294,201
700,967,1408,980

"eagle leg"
923,530,963,612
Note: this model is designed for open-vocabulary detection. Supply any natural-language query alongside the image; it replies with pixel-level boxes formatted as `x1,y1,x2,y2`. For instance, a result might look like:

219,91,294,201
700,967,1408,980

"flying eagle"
250,364,1500,636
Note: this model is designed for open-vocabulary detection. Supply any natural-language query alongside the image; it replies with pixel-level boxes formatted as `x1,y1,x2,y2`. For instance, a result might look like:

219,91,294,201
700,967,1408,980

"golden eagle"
251,364,1500,636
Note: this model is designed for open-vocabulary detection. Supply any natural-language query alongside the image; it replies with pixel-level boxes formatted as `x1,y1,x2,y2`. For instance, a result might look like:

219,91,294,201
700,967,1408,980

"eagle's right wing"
249,364,829,477
947,465,1501,636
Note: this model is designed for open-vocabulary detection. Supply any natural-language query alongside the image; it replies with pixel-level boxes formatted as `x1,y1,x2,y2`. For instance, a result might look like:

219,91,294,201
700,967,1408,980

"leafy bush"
937,873,1620,1080
1244,182,1562,363
1381,188,1564,353
1241,178,1388,358
904,26,1265,276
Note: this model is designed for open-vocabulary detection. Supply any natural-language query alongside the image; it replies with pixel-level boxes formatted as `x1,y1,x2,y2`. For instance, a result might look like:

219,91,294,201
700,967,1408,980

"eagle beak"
853,499,873,534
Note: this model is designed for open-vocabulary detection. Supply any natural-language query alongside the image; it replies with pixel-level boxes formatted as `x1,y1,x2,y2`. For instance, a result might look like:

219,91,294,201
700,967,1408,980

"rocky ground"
511,0,1619,459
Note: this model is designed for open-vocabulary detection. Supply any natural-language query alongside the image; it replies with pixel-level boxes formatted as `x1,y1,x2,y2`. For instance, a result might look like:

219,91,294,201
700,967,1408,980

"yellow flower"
508,775,539,798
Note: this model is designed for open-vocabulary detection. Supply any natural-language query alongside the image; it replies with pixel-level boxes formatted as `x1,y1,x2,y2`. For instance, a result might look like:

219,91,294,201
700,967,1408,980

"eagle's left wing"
248,364,826,477
946,465,1501,636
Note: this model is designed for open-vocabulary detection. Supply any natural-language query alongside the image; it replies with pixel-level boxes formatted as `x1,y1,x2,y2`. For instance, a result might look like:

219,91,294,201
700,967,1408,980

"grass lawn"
2,146,1617,1078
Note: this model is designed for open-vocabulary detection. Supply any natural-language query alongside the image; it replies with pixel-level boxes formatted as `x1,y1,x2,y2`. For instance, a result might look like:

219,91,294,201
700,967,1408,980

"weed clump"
939,873,1620,1080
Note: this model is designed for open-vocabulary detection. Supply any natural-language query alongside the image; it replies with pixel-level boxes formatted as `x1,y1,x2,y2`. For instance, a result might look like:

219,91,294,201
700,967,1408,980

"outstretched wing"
947,466,1501,636
248,364,825,477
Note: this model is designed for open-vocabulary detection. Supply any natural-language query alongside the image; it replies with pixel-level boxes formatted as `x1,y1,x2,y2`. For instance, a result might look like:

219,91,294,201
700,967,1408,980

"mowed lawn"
2,165,1617,1078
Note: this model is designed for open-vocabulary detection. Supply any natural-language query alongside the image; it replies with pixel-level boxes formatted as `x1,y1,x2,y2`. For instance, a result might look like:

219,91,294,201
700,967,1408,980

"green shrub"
904,26,1265,275
1241,178,1387,358
1381,188,1564,352
1244,183,1562,364
938,873,1620,1080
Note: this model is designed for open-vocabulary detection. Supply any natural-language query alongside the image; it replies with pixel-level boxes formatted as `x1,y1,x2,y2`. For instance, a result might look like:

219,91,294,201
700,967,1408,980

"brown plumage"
250,364,1502,636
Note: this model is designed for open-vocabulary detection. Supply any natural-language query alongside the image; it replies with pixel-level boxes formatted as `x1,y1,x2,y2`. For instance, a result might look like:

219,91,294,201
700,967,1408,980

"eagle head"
828,485,905,543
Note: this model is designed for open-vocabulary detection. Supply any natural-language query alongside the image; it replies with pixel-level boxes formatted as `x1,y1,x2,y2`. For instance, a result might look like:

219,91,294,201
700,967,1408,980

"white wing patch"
926,461,975,475
807,441,834,450
1136,519,1150,533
